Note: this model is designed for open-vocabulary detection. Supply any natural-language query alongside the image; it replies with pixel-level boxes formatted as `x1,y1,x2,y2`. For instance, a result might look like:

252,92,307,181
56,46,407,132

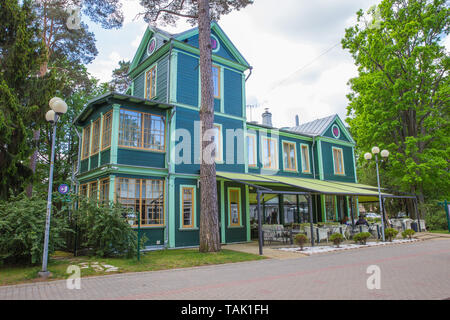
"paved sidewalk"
223,242,307,259
0,238,449,300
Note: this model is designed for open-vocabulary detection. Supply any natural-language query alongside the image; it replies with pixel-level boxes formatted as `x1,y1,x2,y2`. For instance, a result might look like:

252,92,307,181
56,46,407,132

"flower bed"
277,239,419,255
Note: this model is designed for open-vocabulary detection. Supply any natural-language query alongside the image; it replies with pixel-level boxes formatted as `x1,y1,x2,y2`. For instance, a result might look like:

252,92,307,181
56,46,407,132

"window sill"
261,167,279,171
179,227,199,231
228,225,244,229
283,169,298,173
132,225,166,229
118,146,166,154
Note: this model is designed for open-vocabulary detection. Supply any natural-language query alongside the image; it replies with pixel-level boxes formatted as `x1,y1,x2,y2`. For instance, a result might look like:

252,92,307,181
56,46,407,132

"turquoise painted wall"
224,181,247,243
100,149,110,166
174,177,200,247
224,69,243,117
117,149,165,168
321,141,356,183
246,127,315,179
177,52,199,106
133,54,169,103
174,108,246,174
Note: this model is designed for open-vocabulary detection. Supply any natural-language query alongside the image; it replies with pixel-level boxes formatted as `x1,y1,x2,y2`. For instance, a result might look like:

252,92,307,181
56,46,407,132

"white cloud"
131,35,141,48
88,1,381,126
89,51,123,83
121,0,145,25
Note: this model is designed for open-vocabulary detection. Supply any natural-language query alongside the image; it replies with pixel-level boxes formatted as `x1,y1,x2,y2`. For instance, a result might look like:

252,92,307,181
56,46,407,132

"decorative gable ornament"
147,37,157,56
331,124,340,139
211,34,220,53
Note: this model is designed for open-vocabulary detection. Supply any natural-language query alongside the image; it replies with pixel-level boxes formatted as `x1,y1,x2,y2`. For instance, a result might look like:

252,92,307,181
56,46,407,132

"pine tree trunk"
26,60,48,197
197,0,220,252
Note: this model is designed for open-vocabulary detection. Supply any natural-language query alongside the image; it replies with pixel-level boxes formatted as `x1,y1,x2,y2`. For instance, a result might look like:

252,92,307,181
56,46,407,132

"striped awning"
216,171,391,199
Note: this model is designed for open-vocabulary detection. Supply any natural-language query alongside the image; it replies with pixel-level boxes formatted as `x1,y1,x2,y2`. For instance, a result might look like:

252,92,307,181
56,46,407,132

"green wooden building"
74,22,386,249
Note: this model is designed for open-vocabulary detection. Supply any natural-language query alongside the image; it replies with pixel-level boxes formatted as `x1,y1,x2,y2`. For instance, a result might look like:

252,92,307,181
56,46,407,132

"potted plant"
330,233,344,248
384,228,399,242
401,229,415,240
294,234,308,251
353,232,371,245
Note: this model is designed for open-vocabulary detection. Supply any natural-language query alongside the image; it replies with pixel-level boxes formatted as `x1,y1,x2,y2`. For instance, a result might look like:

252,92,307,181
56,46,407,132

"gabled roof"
173,21,250,68
287,114,355,143
73,92,173,126
129,21,251,76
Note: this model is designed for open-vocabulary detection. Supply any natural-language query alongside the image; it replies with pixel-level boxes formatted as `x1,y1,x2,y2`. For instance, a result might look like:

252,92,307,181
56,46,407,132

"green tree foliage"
0,193,69,265
422,202,448,230
73,198,146,258
26,0,124,197
0,0,58,199
35,80,109,197
109,60,131,93
342,0,449,203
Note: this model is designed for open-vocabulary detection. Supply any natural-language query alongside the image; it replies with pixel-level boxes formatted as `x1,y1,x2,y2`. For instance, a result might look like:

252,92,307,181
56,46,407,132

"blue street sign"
58,184,69,195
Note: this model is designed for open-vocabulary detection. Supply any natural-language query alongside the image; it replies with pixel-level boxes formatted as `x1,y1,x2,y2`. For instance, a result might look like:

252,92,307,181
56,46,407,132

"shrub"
74,198,147,258
0,193,70,265
353,232,371,245
294,234,308,251
384,228,399,242
329,233,344,248
402,229,415,240
422,203,448,231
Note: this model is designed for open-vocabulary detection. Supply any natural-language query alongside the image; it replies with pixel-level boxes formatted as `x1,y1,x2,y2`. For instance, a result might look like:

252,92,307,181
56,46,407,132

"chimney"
262,108,272,127
295,115,300,127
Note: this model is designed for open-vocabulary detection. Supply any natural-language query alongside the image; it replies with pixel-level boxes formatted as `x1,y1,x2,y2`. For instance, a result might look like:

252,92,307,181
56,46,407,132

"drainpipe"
311,136,316,179
245,66,253,82
163,40,174,249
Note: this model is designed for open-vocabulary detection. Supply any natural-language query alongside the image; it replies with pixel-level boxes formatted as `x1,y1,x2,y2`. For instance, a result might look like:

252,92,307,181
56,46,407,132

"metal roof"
287,114,336,136
73,92,174,126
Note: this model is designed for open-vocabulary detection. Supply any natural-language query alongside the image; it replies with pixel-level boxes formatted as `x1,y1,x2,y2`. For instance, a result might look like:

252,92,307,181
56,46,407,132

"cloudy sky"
83,0,444,128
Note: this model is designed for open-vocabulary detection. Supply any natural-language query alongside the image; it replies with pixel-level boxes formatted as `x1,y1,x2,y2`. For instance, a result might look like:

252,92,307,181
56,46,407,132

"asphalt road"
0,239,449,300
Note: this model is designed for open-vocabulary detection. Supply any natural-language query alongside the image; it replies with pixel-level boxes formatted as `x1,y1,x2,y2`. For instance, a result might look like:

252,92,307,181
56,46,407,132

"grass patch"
0,249,265,286
427,230,450,234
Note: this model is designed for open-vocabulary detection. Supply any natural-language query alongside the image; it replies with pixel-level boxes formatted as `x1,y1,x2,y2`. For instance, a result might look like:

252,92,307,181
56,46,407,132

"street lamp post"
364,147,389,242
39,97,68,278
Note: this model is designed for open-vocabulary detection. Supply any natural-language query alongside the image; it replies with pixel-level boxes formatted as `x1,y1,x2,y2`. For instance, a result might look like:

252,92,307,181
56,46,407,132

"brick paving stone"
0,239,449,300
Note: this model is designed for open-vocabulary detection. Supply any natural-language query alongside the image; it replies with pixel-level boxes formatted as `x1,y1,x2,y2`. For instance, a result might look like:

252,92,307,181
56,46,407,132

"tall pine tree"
139,0,253,252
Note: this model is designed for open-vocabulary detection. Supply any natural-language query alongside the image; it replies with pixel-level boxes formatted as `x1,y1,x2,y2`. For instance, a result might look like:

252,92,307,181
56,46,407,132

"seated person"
355,215,369,227
341,216,350,225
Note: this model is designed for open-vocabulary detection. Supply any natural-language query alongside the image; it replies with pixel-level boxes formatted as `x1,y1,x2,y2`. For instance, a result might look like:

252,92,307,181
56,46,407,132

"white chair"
414,220,426,231
340,225,349,239
317,228,329,243
360,225,369,233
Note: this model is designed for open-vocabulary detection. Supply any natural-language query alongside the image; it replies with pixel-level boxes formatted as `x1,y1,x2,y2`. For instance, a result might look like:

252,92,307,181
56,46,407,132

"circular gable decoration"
147,37,157,56
211,34,220,53
331,124,340,139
